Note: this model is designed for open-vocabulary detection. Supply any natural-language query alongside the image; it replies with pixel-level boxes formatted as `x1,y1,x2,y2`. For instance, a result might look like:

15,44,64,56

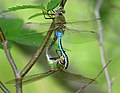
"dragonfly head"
56,7,65,16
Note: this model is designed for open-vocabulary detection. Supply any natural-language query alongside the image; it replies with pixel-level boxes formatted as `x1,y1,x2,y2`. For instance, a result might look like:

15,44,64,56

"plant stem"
0,28,22,93
95,0,112,93
0,28,18,76
20,21,55,77
0,81,10,93
15,79,23,93
76,59,111,93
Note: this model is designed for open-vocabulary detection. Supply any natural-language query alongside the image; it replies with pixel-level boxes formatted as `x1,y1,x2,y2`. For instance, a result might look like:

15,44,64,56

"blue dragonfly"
24,7,99,69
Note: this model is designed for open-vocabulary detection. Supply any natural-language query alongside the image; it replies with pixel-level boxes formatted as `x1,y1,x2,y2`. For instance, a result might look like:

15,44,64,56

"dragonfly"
24,6,99,69
6,36,95,87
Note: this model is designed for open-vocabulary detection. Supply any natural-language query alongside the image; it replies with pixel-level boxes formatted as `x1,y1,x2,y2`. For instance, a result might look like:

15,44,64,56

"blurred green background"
0,0,120,93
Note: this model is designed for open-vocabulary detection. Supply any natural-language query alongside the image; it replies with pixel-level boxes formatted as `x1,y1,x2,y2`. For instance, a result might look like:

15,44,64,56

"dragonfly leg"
49,56,60,60
42,10,55,19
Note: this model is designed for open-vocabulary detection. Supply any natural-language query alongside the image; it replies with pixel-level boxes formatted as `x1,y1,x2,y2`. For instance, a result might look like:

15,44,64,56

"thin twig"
95,0,112,93
0,28,18,76
0,28,22,93
75,59,111,93
0,81,11,93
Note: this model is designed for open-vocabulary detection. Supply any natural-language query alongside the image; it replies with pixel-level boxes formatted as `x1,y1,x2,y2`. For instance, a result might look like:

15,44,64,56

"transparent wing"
54,70,95,83
21,19,99,46
23,22,52,33
62,27,99,44
62,18,99,44
19,22,56,47
15,32,46,47
6,70,95,85
23,18,99,33
22,70,58,85
66,18,99,30
6,70,58,85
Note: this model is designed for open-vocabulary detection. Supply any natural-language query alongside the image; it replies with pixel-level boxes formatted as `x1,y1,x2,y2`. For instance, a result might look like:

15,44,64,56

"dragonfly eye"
58,10,65,15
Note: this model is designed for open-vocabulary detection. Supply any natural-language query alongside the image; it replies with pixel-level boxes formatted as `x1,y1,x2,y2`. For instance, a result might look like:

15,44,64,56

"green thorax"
54,14,66,33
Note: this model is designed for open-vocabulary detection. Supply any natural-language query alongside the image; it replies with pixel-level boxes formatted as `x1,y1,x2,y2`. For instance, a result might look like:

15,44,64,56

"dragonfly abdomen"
56,32,69,69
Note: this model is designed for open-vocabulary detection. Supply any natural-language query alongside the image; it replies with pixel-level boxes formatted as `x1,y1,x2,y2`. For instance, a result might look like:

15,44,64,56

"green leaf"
28,13,44,19
0,4,45,14
15,31,45,47
47,0,62,11
0,18,45,49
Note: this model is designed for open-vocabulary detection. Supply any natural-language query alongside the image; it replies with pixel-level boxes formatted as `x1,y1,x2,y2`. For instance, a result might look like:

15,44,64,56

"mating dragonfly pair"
44,6,99,69
7,6,99,87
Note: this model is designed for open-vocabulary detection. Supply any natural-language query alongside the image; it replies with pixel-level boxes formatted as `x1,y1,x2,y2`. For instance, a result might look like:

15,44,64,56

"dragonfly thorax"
54,14,66,34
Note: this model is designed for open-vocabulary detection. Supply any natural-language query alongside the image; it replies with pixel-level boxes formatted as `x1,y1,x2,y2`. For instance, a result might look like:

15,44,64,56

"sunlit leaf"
47,0,62,11
0,4,45,14
28,13,44,19
0,18,45,49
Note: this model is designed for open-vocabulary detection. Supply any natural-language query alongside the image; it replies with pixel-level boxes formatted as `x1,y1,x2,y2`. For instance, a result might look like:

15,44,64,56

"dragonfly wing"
22,70,58,85
62,27,99,44
63,18,99,44
16,32,46,47
66,18,99,30
23,22,52,33
6,70,58,85
55,70,95,83
17,21,58,47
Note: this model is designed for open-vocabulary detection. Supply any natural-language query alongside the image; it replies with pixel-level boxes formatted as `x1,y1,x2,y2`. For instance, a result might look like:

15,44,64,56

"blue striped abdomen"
56,31,69,69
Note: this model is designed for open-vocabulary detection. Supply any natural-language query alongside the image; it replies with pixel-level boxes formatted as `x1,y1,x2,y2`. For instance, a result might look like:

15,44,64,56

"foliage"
0,0,62,15
1,0,120,93
0,4,45,14
0,18,45,48
47,0,62,11
0,0,63,49
28,13,44,19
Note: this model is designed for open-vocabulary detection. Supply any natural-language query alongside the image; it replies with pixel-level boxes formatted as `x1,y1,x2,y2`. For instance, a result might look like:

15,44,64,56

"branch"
20,21,55,77
0,28,18,77
94,0,112,93
76,59,111,93
0,27,22,93
0,81,10,93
